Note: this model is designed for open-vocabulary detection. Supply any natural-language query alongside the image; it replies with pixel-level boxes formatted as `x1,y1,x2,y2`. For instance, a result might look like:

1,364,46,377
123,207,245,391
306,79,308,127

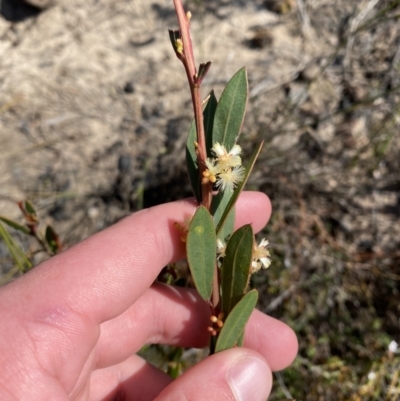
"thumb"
155,348,272,401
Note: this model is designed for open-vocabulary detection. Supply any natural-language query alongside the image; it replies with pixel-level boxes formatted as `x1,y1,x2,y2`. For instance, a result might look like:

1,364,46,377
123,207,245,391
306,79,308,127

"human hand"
0,192,297,401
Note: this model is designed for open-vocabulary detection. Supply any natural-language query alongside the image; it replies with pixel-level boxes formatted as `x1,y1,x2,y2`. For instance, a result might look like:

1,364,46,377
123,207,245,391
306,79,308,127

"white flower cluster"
216,239,227,259
202,143,245,192
216,237,271,274
251,238,271,273
388,340,398,353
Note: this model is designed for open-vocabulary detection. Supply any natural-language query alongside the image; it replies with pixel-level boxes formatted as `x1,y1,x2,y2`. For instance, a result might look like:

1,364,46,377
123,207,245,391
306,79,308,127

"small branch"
265,284,296,313
275,372,295,400
191,85,212,209
171,0,212,209
172,0,196,82
171,1,218,348
344,0,380,68
296,0,315,42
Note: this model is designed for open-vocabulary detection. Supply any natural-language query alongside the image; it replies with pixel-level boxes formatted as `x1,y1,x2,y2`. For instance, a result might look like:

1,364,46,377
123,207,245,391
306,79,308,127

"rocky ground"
0,0,399,399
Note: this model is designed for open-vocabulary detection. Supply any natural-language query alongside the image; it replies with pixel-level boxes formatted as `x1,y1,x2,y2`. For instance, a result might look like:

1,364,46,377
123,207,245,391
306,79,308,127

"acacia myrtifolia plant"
169,0,271,355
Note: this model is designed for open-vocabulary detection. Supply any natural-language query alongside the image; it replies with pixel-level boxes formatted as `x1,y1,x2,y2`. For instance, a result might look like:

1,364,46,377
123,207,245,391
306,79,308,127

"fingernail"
227,356,271,401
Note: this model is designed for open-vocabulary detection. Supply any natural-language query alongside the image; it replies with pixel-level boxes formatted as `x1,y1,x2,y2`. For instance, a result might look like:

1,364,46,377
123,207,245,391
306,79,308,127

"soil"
0,0,399,399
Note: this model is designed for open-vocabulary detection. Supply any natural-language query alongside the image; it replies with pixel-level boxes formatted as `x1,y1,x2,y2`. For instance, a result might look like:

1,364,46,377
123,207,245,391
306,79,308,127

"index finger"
2,192,271,324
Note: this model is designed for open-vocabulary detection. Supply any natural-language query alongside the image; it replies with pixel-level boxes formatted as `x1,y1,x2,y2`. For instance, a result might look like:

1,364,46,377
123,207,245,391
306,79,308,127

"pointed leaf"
45,225,62,254
0,221,32,273
221,224,254,318
24,200,36,215
216,141,263,235
211,190,235,242
215,289,258,352
0,216,30,234
18,200,38,224
203,90,218,154
212,67,248,149
186,206,217,301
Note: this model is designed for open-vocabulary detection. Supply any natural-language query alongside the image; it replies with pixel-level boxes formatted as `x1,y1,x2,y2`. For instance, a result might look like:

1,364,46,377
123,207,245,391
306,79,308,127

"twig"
265,284,296,313
296,0,314,42
344,0,380,68
275,371,295,400
171,0,219,315
171,0,213,210
390,41,400,87
249,61,306,98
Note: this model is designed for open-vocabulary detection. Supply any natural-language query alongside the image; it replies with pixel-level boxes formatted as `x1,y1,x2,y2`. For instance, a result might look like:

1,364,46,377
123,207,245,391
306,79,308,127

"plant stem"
191,86,212,210
172,0,220,344
172,0,196,82
172,0,212,210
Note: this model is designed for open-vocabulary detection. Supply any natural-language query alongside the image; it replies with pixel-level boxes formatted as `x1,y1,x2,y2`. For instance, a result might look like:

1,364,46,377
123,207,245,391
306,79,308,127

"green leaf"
0,216,30,234
0,221,32,273
204,90,218,154
186,91,218,203
211,190,235,242
24,200,36,215
221,224,254,318
216,141,264,235
215,289,258,352
45,225,61,254
166,347,184,379
18,200,38,224
212,67,248,150
186,206,217,301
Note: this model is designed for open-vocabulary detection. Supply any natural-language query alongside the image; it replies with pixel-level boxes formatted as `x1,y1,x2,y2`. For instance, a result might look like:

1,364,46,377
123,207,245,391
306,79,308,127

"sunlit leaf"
0,221,32,273
212,67,248,150
0,215,30,234
221,224,254,318
215,289,258,352
186,206,216,301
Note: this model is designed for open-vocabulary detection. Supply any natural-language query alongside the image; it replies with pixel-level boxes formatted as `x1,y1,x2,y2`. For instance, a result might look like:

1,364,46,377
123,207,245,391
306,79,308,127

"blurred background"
0,0,399,399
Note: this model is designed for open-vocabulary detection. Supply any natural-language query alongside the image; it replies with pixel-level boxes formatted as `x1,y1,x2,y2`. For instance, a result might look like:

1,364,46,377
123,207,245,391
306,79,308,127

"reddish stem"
172,0,212,210
172,0,196,81
172,0,219,331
